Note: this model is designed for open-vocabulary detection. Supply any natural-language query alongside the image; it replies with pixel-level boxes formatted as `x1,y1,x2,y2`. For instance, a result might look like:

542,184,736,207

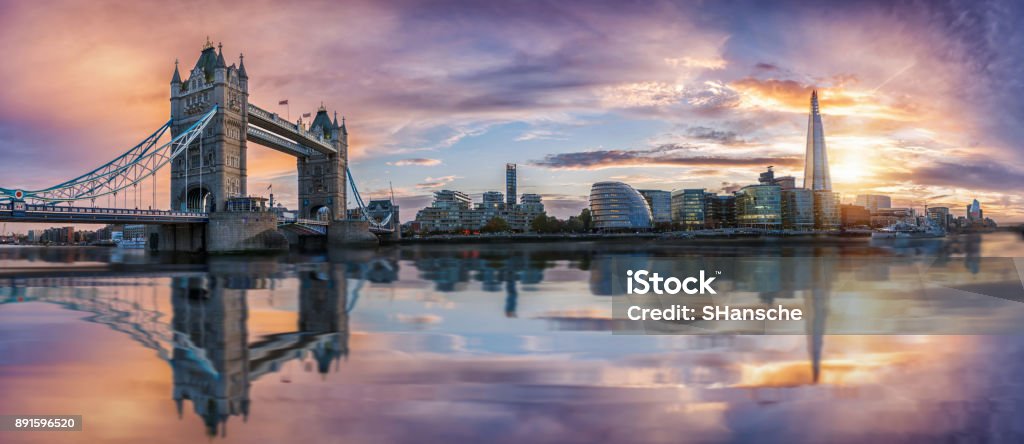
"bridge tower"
298,107,348,220
298,269,350,372
170,39,249,212
170,276,251,437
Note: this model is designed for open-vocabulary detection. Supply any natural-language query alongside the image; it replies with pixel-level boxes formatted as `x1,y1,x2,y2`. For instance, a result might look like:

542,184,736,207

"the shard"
803,90,831,190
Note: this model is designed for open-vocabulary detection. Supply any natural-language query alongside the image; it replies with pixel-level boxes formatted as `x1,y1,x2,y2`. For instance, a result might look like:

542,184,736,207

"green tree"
531,213,550,233
482,216,511,233
547,215,566,233
578,208,593,231
565,216,584,233
532,213,567,233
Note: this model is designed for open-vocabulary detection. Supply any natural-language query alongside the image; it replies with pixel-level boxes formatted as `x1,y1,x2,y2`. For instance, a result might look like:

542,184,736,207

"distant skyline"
1,0,1022,232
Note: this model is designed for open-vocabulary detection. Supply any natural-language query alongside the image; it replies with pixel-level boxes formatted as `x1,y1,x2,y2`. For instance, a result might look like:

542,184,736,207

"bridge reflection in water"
0,258,397,438
169,270,350,437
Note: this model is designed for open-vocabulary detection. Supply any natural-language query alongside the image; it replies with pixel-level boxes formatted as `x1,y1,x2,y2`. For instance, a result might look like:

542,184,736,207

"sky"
1,0,1023,229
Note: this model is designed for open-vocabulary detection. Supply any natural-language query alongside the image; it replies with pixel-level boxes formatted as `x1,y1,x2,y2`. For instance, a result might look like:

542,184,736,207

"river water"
1,233,1023,443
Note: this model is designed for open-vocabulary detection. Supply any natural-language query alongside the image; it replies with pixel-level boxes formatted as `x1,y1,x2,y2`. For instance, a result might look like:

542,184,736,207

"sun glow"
827,136,881,185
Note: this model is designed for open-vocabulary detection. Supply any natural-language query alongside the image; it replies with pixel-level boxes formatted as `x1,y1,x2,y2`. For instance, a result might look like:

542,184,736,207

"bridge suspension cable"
0,106,218,206
345,166,393,231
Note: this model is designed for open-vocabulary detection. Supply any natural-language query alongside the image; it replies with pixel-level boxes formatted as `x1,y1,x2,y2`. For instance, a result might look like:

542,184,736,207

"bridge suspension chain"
0,106,218,206
345,166,392,230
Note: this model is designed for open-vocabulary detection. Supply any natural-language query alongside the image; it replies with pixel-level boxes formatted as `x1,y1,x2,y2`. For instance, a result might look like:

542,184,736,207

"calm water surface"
2,233,1024,443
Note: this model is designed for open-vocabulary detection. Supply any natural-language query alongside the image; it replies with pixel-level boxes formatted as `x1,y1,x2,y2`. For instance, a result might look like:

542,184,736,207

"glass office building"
638,189,672,224
704,194,736,228
781,188,814,230
589,182,652,231
735,184,782,228
671,189,706,229
926,206,950,230
813,190,841,230
854,194,891,213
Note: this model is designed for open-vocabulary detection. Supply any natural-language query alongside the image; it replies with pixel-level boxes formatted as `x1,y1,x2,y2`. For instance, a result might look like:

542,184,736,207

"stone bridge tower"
298,269,350,373
297,106,348,220
170,39,249,212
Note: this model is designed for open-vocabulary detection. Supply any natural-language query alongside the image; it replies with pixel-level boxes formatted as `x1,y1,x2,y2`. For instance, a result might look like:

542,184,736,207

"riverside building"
813,191,841,230
413,189,546,233
412,164,546,233
590,182,652,231
638,190,672,224
671,189,707,230
781,188,814,230
704,194,736,229
735,184,782,229
854,194,892,213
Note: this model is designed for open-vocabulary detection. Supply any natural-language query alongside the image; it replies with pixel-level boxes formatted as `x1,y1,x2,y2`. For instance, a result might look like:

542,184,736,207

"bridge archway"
311,205,331,222
184,186,214,212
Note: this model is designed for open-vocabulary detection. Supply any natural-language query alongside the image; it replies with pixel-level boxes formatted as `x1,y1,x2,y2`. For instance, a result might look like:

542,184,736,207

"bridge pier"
278,228,327,251
206,211,288,253
147,224,206,253
328,220,379,247
148,200,289,253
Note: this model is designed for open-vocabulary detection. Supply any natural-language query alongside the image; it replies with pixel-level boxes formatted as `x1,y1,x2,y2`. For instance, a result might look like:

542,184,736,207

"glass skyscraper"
804,90,831,191
505,163,517,207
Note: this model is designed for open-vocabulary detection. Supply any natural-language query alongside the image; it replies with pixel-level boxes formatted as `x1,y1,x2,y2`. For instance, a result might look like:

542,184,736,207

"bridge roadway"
0,203,207,224
246,103,336,157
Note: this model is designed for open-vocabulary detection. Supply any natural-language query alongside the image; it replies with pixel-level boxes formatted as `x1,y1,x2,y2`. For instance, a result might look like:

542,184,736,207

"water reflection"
1,233,1023,442
0,260,365,438
171,269,357,436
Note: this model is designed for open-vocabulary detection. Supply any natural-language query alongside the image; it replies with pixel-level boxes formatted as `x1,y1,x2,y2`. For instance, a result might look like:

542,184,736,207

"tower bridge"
0,39,400,250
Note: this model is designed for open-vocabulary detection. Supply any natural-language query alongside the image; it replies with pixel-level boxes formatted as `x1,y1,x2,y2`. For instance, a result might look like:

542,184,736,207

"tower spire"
803,89,831,190
237,53,247,79
215,42,226,68
171,58,181,84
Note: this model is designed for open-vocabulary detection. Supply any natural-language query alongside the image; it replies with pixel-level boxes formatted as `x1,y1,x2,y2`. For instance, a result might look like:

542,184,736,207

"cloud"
531,144,801,170
536,193,589,218
598,81,740,111
664,56,727,70
889,160,1024,192
515,129,567,141
416,175,459,189
387,158,442,167
720,182,744,194
686,126,747,145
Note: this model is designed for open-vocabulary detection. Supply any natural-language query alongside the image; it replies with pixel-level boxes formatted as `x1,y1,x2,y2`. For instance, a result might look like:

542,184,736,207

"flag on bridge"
278,99,289,105
302,112,311,118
